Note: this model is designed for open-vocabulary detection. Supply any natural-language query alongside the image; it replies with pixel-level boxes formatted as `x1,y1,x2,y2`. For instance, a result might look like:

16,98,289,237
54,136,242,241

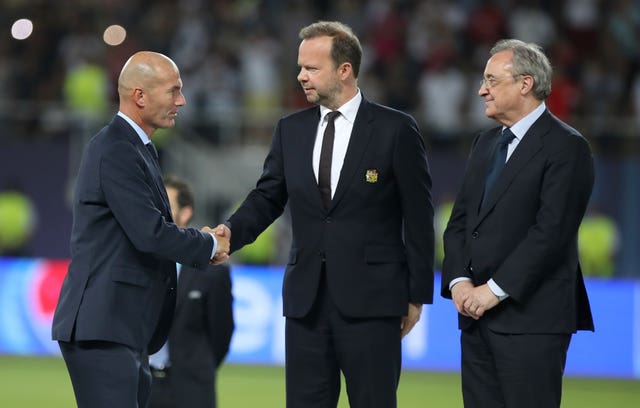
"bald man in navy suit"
52,51,229,408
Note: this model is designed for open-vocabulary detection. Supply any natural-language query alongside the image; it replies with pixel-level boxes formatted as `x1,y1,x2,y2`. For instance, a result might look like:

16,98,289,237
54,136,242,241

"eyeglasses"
480,74,524,89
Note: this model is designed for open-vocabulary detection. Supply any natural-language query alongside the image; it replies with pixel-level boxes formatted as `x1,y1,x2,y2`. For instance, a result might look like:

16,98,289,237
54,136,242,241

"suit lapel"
299,108,324,207
112,116,172,219
475,113,548,226
142,145,172,219
330,99,374,210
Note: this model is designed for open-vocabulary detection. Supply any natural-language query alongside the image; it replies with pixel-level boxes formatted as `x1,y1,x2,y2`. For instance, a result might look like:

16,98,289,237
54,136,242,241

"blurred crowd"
1,0,638,277
1,0,639,150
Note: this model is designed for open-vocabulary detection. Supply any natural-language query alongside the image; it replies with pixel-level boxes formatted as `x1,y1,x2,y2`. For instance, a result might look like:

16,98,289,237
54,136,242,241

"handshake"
202,224,232,265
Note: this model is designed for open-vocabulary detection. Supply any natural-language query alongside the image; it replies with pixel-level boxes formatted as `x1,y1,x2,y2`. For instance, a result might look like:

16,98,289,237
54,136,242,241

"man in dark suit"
51,51,229,408
214,21,434,408
441,39,595,408
149,176,234,408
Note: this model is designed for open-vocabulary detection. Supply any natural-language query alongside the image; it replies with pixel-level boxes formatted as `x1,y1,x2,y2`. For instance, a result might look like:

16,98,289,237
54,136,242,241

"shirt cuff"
208,233,218,259
487,278,509,301
449,277,472,291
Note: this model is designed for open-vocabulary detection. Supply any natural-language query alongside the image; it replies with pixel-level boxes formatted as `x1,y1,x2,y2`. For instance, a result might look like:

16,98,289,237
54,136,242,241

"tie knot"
326,111,340,123
500,128,516,146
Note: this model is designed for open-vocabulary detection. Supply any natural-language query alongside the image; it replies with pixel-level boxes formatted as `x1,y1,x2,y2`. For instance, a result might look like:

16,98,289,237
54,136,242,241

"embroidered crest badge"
365,169,379,183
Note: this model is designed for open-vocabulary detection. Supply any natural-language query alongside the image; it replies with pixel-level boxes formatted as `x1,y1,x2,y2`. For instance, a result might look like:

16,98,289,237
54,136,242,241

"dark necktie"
481,127,516,209
146,142,159,162
318,111,340,210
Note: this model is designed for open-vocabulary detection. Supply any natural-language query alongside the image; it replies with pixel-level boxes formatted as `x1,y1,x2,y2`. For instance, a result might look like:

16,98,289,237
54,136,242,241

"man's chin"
162,119,176,128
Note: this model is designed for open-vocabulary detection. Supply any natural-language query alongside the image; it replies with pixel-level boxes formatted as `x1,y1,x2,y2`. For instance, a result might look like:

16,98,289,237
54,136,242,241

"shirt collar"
117,111,151,145
319,89,362,124
506,102,546,141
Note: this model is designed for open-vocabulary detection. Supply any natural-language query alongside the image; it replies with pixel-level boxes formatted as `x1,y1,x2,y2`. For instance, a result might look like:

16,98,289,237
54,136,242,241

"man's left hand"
401,303,422,339
462,284,499,320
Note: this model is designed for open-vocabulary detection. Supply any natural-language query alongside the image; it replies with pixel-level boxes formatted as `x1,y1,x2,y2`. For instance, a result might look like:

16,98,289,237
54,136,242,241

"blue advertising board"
0,258,638,379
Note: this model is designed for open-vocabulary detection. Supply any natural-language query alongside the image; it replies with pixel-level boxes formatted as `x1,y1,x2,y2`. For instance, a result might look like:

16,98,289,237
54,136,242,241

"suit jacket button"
472,231,479,238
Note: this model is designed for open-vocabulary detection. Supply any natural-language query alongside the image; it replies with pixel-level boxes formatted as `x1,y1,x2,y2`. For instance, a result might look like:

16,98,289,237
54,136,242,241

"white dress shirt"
312,91,362,198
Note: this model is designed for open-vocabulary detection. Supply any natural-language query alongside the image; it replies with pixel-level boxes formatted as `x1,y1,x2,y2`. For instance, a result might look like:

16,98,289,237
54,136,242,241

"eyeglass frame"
480,73,525,89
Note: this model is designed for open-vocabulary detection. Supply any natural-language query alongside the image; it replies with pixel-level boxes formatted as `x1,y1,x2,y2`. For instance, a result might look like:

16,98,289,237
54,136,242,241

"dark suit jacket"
165,264,234,406
441,110,594,333
228,97,434,318
52,115,214,354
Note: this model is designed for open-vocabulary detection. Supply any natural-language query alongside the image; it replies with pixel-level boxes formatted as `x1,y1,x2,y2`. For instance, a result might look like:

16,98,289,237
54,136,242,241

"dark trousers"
461,320,571,408
148,367,177,408
59,340,152,408
285,271,402,408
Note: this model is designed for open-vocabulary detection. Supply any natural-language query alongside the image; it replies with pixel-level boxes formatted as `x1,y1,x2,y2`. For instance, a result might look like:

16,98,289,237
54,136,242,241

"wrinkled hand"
451,280,474,317
202,226,229,264
215,224,231,240
462,284,499,320
401,303,422,339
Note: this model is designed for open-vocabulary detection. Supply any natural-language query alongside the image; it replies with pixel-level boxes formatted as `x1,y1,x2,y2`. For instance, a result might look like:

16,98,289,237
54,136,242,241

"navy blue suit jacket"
228,98,434,318
52,115,213,354
441,110,594,334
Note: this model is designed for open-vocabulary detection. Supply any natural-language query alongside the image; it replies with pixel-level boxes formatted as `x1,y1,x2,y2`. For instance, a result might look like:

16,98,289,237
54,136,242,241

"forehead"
298,36,333,62
484,50,514,75
150,64,182,89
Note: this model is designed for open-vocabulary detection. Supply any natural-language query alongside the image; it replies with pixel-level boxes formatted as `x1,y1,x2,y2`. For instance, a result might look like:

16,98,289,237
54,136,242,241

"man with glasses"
441,39,595,408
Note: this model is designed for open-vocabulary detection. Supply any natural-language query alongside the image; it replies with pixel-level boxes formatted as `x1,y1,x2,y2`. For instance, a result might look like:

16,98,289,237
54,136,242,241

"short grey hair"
490,39,552,100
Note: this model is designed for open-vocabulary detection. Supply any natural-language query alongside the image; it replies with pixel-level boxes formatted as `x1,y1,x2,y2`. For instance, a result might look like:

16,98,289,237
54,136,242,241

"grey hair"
490,39,552,100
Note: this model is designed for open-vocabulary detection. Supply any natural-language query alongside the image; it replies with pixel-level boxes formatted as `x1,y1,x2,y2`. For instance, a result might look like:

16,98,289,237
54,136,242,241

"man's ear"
338,62,353,80
520,75,534,95
133,87,146,107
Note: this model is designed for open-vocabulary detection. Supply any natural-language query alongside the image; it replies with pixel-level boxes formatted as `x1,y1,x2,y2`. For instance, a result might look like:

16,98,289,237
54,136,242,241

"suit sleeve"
493,134,594,301
394,116,435,304
100,141,213,267
228,120,288,252
441,133,482,298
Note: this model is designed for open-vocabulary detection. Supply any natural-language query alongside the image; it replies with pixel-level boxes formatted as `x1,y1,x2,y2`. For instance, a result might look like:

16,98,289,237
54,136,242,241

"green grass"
0,355,638,407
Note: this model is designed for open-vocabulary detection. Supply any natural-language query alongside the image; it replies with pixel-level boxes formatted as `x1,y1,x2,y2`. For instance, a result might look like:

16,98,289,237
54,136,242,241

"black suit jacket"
165,264,234,406
52,115,214,354
228,97,434,318
441,110,594,333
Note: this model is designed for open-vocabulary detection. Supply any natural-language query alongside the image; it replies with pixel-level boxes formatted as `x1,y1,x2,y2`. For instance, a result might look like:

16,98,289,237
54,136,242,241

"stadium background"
0,0,639,406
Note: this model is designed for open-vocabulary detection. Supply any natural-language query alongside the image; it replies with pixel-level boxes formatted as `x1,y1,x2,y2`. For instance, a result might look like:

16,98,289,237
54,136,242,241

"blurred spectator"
239,25,282,138
562,0,600,58
417,40,466,145
434,199,454,271
507,0,557,49
578,212,620,278
0,189,37,256
62,60,110,124
1,0,639,278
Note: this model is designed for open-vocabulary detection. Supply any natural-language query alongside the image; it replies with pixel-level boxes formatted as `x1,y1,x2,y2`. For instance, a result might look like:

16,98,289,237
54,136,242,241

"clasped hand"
201,224,232,265
451,281,499,320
